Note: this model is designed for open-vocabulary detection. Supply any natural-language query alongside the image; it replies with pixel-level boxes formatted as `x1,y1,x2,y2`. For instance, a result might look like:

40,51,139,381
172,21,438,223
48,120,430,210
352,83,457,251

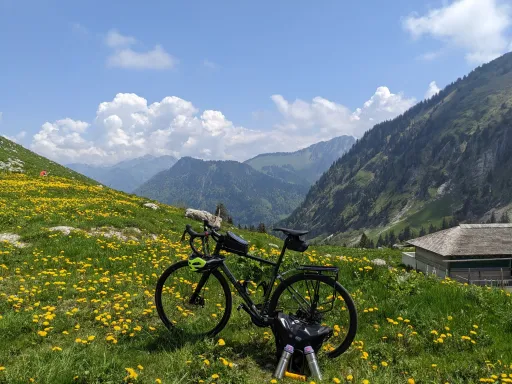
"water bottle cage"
240,280,251,296
257,281,270,297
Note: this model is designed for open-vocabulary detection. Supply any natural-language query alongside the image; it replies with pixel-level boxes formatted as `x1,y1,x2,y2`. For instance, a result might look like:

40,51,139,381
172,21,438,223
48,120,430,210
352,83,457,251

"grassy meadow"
1,173,512,383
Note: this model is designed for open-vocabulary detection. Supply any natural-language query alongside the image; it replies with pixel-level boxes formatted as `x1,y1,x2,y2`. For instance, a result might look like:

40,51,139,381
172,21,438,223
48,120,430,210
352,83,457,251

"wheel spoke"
155,261,231,338
269,274,357,358
284,283,312,313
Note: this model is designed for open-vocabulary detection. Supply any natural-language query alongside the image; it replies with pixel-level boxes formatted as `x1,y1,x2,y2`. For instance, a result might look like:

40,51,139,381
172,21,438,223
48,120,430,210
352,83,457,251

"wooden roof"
407,224,512,257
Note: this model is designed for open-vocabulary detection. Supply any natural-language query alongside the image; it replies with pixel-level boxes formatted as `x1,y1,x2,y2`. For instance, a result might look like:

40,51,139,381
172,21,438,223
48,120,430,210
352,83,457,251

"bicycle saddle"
272,227,309,237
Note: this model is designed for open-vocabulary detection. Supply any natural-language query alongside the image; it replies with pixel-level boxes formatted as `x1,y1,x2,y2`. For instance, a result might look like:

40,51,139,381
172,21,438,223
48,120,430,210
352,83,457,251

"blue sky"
0,0,511,164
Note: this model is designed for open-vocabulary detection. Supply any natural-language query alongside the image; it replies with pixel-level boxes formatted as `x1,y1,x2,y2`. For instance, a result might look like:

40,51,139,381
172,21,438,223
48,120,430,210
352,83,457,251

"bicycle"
155,220,357,358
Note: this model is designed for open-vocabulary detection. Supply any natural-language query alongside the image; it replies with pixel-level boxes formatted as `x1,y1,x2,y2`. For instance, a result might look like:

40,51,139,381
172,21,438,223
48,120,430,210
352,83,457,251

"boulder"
143,203,159,210
371,258,387,267
90,227,129,241
0,233,28,248
49,226,78,235
185,208,222,228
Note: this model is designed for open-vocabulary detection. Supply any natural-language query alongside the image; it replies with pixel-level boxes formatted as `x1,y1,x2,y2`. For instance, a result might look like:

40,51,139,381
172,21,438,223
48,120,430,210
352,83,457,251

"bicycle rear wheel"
155,260,232,338
268,273,357,358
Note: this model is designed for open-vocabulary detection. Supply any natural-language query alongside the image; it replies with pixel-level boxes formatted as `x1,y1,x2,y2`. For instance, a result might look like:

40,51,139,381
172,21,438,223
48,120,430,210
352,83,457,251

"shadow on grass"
144,328,207,353
144,328,277,372
225,338,277,372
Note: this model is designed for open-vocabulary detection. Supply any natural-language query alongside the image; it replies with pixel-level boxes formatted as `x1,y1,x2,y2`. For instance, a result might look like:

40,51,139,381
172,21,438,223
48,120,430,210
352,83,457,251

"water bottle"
274,344,294,379
304,345,322,380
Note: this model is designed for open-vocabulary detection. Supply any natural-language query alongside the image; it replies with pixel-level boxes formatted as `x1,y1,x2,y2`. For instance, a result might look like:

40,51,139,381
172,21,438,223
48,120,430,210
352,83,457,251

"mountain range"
281,52,512,243
134,157,310,226
6,52,512,245
244,135,356,186
67,155,177,193
64,135,355,225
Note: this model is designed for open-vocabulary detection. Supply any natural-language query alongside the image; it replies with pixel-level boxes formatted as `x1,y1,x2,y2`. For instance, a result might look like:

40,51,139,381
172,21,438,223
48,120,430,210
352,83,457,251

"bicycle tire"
268,273,357,358
155,260,232,337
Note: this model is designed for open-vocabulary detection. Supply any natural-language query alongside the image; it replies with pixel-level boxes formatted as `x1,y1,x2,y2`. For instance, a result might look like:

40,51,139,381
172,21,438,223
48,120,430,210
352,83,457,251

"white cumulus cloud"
107,45,175,70
105,29,137,48
104,29,176,70
403,0,512,64
2,131,26,144
272,86,417,139
30,84,427,165
425,81,441,99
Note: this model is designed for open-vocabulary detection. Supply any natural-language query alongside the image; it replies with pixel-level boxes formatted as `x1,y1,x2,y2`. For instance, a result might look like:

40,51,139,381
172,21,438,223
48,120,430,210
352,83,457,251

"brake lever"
180,230,187,242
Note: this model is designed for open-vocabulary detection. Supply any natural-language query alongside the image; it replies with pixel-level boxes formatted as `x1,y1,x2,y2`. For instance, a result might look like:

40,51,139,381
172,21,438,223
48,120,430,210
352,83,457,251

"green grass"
354,171,374,187
0,137,95,183
1,174,512,384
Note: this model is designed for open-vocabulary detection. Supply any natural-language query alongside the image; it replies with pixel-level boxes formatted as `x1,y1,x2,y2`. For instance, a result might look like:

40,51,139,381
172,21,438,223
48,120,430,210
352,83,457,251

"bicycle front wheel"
268,273,357,359
155,260,232,338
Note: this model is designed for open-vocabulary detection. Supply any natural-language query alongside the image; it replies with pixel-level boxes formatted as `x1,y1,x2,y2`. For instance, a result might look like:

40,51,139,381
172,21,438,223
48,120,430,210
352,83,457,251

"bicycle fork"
188,272,211,304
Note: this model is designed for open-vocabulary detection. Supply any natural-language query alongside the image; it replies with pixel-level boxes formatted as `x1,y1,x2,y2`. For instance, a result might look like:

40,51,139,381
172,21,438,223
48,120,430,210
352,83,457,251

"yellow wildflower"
125,368,138,380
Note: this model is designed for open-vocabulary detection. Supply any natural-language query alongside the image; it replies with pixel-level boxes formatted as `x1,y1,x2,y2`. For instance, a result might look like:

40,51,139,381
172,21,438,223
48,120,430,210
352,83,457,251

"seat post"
263,237,290,305
276,236,290,269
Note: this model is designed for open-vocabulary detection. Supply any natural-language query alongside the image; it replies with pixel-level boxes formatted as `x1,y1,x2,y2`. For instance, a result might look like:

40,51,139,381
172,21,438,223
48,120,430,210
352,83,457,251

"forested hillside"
282,52,512,241
134,157,308,226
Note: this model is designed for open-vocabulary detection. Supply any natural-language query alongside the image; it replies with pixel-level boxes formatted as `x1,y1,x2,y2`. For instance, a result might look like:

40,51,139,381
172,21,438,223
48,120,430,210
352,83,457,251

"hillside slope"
245,135,355,185
0,171,511,384
282,52,512,240
0,136,94,183
67,155,177,193
134,157,309,226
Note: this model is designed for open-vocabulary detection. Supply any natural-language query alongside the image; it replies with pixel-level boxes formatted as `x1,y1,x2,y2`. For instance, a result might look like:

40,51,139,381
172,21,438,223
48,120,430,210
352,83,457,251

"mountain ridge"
244,135,356,185
134,156,309,226
67,154,177,193
281,52,512,242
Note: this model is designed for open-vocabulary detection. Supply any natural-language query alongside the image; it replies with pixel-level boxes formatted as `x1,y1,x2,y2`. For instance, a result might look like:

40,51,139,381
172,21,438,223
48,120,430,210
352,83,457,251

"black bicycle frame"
188,227,339,325
212,236,292,322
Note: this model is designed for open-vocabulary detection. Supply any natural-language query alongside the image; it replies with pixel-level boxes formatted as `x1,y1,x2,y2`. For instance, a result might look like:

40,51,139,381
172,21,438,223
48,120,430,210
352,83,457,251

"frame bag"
221,231,249,256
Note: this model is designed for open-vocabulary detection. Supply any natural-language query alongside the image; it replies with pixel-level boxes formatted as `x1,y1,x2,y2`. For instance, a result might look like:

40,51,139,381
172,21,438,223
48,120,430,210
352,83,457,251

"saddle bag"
287,236,309,253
